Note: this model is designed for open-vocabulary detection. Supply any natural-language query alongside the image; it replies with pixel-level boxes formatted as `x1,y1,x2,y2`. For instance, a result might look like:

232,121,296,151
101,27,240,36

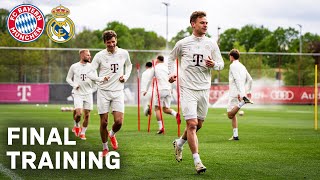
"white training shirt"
151,62,171,91
66,62,104,95
229,60,253,98
168,34,224,90
91,47,132,91
141,68,153,94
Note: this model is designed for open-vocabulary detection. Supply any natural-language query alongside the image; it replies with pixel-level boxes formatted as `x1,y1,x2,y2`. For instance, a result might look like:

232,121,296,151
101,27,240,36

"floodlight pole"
297,24,302,86
217,26,221,83
217,26,221,45
297,24,302,54
162,2,169,50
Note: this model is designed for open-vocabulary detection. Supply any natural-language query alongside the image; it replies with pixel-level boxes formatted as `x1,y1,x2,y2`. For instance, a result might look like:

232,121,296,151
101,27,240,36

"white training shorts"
97,89,124,114
180,87,209,120
153,89,172,108
227,96,239,112
73,93,93,110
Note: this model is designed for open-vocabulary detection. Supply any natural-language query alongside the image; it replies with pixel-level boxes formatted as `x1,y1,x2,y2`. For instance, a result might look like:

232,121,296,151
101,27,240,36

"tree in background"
169,26,192,48
73,29,104,48
306,33,320,59
218,28,239,52
0,8,8,33
0,33,49,82
307,37,320,85
283,32,320,86
237,25,271,52
1,6,320,85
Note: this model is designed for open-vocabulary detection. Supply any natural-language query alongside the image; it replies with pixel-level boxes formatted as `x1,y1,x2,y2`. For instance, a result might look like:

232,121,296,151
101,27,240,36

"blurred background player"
66,49,107,140
168,11,224,174
146,55,178,134
140,61,153,116
227,49,253,140
91,30,132,157
71,57,98,137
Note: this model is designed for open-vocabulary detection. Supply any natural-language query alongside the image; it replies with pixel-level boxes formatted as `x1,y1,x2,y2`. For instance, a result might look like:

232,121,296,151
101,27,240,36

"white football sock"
81,127,87,135
238,101,245,108
233,128,238,137
177,138,187,148
103,142,109,150
75,121,80,127
171,110,177,117
109,130,115,137
193,153,201,165
157,121,163,130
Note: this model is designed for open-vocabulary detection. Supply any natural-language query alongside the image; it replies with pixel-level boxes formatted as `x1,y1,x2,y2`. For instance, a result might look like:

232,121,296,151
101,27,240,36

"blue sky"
2,0,319,40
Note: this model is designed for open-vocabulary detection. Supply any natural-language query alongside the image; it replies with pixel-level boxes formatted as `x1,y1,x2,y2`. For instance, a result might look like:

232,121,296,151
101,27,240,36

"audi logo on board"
270,90,294,100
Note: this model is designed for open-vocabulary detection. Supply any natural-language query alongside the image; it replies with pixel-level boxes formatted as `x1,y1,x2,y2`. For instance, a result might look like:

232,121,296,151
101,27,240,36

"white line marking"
0,163,22,180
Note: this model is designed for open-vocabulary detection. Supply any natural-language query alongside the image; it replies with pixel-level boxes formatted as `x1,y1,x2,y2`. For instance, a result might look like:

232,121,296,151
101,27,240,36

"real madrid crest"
47,5,75,43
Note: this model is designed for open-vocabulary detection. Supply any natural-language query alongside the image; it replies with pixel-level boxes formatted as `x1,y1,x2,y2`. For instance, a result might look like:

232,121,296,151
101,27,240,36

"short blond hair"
79,49,89,55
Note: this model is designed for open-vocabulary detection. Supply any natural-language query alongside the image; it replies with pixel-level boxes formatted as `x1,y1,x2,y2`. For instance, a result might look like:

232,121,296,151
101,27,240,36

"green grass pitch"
0,104,319,179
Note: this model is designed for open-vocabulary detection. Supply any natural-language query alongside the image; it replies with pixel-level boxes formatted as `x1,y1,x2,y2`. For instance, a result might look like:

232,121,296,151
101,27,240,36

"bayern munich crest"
47,5,75,43
7,4,45,43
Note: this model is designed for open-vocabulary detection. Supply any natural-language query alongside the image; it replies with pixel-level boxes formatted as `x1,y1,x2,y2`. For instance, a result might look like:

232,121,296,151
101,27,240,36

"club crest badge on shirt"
47,5,75,43
7,4,45,43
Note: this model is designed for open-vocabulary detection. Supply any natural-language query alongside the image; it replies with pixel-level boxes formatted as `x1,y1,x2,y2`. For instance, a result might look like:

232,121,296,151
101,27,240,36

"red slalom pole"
176,58,181,137
136,63,141,131
148,60,157,133
152,59,165,134
155,76,165,134
148,77,155,132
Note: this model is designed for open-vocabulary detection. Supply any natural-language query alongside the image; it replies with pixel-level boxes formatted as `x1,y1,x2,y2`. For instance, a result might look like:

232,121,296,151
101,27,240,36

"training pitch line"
0,163,22,180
